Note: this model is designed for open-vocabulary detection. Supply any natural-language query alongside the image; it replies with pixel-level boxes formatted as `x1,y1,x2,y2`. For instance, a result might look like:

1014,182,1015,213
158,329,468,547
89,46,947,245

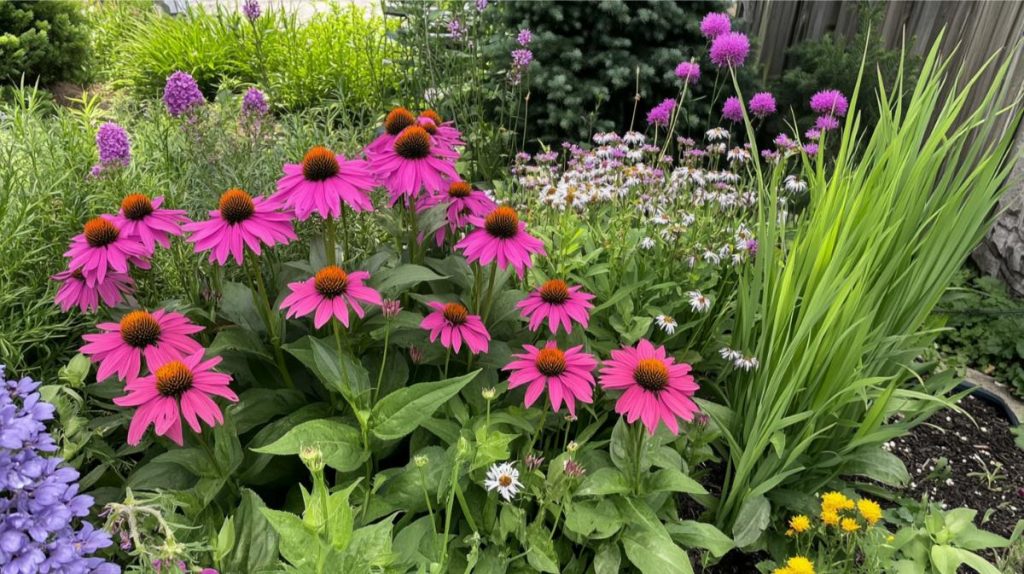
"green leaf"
472,427,517,471
564,499,623,540
252,418,367,472
327,481,360,550
213,417,244,477
370,370,479,440
665,521,734,558
731,495,770,548
208,327,272,361
845,447,910,486
373,263,447,293
222,490,279,574
311,336,371,404
150,448,216,478
576,467,631,497
593,542,621,574
260,508,319,568
338,518,397,571
215,516,235,561
525,523,560,573
220,281,265,334
644,468,707,495
621,525,694,574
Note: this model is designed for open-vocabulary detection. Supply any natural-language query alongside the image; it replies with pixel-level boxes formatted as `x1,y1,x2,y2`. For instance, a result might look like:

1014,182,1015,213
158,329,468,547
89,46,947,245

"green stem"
340,205,350,263
373,324,391,404
633,423,646,496
246,256,294,388
480,263,498,324
325,216,337,266
443,347,451,380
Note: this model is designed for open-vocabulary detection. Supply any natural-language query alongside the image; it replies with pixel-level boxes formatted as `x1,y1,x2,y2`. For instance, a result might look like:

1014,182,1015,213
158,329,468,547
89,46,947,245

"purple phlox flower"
447,19,465,40
242,87,268,117
475,0,488,11
721,96,744,122
700,12,731,39
517,28,532,46
163,71,205,117
709,32,750,68
810,89,849,117
242,0,260,21
749,92,776,118
646,98,676,127
95,123,131,168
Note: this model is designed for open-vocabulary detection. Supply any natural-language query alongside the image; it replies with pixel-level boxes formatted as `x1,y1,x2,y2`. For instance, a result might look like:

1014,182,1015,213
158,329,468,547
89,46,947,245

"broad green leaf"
593,542,621,574
216,516,235,561
338,518,397,571
576,467,630,497
370,370,479,440
525,523,559,573
222,490,279,574
845,447,910,486
208,327,272,361
260,508,319,568
373,263,447,293
220,281,265,334
665,521,734,558
621,525,693,574
955,526,1009,551
213,417,244,477
150,448,217,478
252,418,367,472
564,499,622,540
311,337,371,403
471,427,517,471
644,468,707,495
327,481,360,550
732,495,770,548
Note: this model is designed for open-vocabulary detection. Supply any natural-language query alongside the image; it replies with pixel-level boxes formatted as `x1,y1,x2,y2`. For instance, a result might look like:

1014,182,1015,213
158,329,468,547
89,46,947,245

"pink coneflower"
111,194,189,252
674,61,701,84
80,309,203,382
417,181,496,245
52,268,134,313
64,217,150,287
420,301,490,354
279,265,382,328
272,146,376,220
183,188,296,266
749,92,777,118
700,12,731,39
721,96,744,122
503,341,596,416
815,114,840,131
810,89,849,117
598,339,700,435
369,125,459,206
114,351,237,446
516,279,595,334
455,206,546,279
417,110,464,151
366,107,417,156
709,32,750,68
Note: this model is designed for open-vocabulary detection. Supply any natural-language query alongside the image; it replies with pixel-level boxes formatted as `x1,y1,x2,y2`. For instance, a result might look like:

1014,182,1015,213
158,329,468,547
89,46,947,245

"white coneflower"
687,291,711,313
623,131,646,146
639,237,656,250
702,250,720,264
651,213,670,225
706,127,730,142
706,143,728,155
727,147,751,163
655,314,678,334
484,462,523,501
784,175,807,194
734,355,759,371
719,347,742,361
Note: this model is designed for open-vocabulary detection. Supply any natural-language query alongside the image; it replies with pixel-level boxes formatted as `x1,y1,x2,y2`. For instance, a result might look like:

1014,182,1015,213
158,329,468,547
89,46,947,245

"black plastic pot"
954,381,1021,426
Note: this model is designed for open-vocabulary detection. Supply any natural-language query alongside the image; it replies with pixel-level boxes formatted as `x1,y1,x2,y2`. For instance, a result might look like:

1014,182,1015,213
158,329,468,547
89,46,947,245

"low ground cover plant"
2,5,1023,574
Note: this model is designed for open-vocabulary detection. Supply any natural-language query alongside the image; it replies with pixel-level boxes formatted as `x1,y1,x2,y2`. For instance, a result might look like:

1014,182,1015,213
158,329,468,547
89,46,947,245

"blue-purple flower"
163,71,205,118
242,0,260,22
709,32,750,68
95,122,131,168
242,87,268,117
749,92,777,118
0,366,119,573
674,61,701,85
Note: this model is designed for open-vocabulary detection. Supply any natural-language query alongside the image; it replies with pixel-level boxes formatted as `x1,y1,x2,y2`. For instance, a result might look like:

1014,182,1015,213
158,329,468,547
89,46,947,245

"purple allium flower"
646,98,676,127
674,61,701,84
447,19,465,40
163,71,205,118
709,32,750,68
512,49,533,68
749,92,776,118
700,12,731,39
773,133,796,149
804,128,822,140
815,114,840,131
242,87,268,117
242,0,260,22
761,149,779,161
95,122,131,167
475,0,488,11
804,143,819,156
810,89,849,117
0,366,119,574
517,28,532,46
721,96,744,122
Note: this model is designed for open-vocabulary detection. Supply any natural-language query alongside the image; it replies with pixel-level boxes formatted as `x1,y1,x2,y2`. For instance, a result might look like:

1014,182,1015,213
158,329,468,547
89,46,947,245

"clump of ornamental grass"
713,35,1024,543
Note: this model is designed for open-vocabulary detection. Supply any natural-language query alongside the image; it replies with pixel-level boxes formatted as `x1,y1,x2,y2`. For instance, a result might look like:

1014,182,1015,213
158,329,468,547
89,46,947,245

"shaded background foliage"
0,0,91,86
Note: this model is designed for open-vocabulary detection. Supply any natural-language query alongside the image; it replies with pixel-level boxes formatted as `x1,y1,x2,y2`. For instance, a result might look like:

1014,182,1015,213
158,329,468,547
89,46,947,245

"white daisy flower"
484,462,523,501
734,356,760,371
784,175,807,194
719,347,742,361
705,127,730,142
687,291,711,313
639,237,656,250
655,314,678,334
623,131,646,146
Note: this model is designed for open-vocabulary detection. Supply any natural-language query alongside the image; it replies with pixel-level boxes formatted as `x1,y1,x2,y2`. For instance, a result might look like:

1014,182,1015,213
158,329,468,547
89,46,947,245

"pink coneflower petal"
598,339,700,435
64,216,150,287
80,309,203,382
280,266,382,328
367,124,459,206
52,267,135,313
183,188,296,266
419,301,490,355
111,194,190,252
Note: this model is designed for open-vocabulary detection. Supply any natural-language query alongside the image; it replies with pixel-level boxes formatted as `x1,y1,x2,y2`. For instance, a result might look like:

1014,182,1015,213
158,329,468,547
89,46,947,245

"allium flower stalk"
163,71,205,117
0,366,119,573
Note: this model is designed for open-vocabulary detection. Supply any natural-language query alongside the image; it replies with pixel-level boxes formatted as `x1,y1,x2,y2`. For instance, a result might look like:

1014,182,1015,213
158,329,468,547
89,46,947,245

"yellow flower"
788,514,811,534
785,528,795,537
886,534,895,543
857,498,882,525
785,556,815,574
821,491,854,514
821,509,840,526
771,568,792,574
841,517,861,533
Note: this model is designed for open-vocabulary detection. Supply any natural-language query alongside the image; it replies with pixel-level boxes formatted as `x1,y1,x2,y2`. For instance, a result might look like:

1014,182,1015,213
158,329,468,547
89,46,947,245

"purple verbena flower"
709,32,750,68
517,28,532,46
810,89,849,117
242,0,260,22
721,96,744,122
749,92,777,118
674,61,701,85
163,71,205,118
646,98,676,127
700,12,731,39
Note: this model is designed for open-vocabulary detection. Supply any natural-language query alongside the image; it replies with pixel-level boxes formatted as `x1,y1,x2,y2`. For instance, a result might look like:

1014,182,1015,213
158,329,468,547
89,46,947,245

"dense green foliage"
501,0,724,143
0,0,91,85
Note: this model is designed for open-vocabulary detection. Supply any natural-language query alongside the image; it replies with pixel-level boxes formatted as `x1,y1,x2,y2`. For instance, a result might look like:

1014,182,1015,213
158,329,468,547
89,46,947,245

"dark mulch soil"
889,393,1024,537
